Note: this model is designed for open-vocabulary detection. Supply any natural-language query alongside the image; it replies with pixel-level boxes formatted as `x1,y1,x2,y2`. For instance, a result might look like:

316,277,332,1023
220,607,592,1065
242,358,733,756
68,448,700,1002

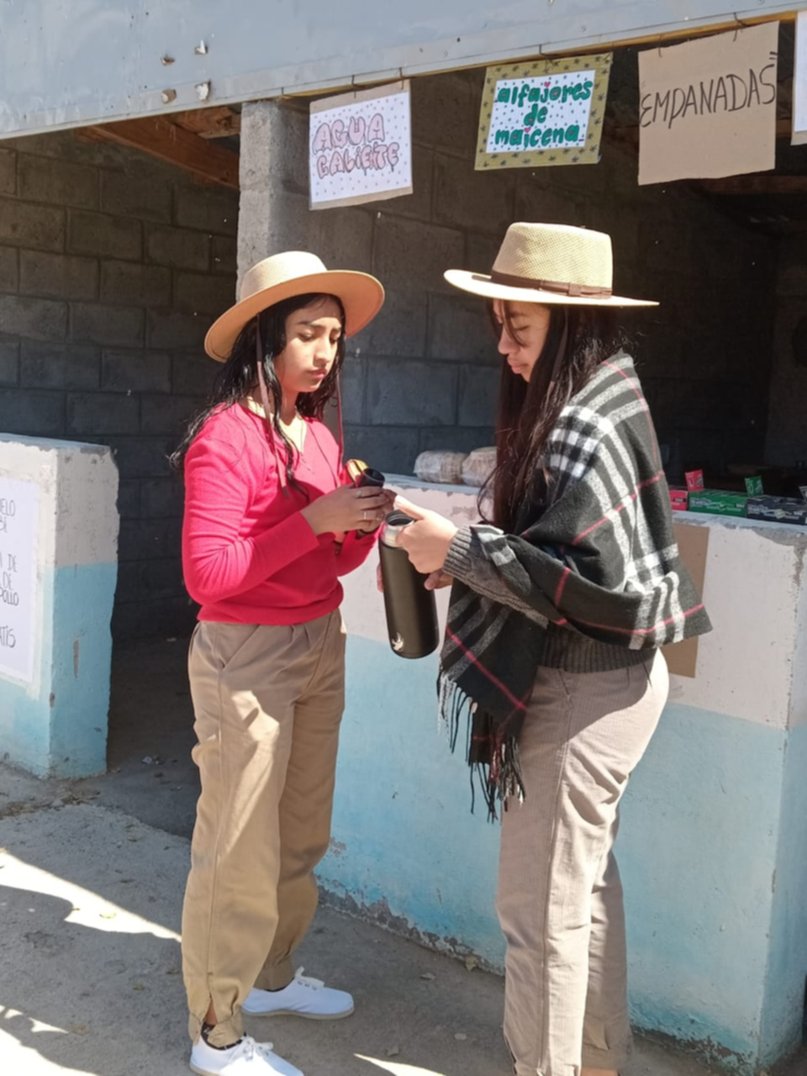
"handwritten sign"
638,24,778,185
793,11,807,145
0,478,38,683
475,54,612,171
309,81,412,210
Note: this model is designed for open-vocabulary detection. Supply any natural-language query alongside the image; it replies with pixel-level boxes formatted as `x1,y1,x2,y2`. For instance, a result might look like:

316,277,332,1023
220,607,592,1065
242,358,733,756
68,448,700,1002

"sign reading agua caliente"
475,54,612,170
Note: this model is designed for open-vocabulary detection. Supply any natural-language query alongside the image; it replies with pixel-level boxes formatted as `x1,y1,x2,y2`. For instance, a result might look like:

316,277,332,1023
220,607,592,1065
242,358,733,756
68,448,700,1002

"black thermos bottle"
378,510,440,659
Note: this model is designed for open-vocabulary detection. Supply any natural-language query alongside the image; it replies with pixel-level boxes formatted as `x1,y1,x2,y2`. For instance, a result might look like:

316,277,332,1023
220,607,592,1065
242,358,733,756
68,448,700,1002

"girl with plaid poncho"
395,223,710,1076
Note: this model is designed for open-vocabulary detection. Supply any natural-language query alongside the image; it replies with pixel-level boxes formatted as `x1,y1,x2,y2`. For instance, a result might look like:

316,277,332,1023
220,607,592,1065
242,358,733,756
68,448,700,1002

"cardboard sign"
0,478,39,684
475,54,612,170
663,522,709,679
309,82,412,210
793,11,807,144
638,24,778,185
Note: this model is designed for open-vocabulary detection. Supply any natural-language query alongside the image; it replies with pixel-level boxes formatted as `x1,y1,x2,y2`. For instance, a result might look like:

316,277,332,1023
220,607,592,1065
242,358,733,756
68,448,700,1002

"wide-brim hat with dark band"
205,250,386,361
444,222,657,308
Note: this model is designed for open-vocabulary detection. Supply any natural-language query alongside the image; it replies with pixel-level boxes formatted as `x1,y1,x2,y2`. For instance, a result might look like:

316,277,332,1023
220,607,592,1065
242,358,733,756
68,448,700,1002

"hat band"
490,269,612,298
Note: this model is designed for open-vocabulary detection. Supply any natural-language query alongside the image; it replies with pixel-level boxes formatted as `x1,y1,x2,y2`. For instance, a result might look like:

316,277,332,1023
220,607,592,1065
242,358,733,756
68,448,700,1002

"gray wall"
0,132,236,639
297,67,778,480
765,238,807,467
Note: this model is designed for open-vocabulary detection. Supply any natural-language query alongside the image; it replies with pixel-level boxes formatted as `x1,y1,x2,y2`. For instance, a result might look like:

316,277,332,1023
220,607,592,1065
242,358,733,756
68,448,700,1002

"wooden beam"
698,175,807,195
173,106,241,139
86,115,239,189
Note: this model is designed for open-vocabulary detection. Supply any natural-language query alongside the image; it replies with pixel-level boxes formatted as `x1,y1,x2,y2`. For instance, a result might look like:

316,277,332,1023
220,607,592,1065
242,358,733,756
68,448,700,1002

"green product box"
687,490,748,517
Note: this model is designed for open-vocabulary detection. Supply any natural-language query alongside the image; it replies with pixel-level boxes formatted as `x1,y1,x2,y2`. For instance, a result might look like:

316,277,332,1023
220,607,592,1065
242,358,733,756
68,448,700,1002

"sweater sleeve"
182,431,319,605
334,528,379,576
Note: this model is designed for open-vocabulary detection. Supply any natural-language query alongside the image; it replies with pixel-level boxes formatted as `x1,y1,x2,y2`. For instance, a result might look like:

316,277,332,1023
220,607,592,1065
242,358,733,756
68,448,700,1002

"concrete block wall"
0,132,237,639
240,60,778,482
764,235,807,466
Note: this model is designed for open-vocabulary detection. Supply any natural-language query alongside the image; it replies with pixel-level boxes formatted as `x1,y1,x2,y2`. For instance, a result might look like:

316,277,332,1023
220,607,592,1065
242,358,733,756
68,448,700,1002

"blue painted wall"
324,639,805,1073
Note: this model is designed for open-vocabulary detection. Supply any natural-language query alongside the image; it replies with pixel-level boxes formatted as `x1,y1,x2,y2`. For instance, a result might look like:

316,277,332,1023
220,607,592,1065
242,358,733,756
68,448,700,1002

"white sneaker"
190,1034,303,1076
242,967,354,1020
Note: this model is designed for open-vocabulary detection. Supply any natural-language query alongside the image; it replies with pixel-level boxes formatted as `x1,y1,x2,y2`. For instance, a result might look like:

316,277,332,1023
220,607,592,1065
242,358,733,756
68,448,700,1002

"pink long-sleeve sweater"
181,403,376,624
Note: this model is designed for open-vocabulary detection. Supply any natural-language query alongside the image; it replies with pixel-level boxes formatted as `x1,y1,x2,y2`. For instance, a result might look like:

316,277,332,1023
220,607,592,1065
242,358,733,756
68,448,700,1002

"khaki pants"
181,611,346,1046
497,651,669,1076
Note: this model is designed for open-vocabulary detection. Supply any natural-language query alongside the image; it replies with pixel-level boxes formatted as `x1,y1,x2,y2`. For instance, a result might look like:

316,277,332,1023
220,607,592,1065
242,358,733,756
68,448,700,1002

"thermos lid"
379,510,413,547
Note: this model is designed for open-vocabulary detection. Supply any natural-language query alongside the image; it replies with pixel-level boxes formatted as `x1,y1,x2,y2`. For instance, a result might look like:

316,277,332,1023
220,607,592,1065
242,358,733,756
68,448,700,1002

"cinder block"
20,341,100,390
0,341,19,386
0,147,15,195
211,236,237,276
0,197,65,251
68,209,142,260
370,145,433,223
147,309,209,350
418,425,494,454
102,349,171,393
18,154,98,208
308,208,373,272
139,393,206,436
342,424,421,475
71,301,144,347
513,179,580,228
0,294,67,341
67,391,140,436
465,232,500,274
339,357,365,425
367,359,457,426
237,188,308,280
106,436,174,478
112,595,196,642
428,293,496,363
0,388,64,435
136,556,185,598
353,289,427,360
116,479,141,520
175,184,238,236
434,152,514,235
458,364,500,427
174,271,235,316
147,226,209,270
19,250,98,301
100,260,172,306
171,352,220,395
100,169,172,222
240,100,309,196
373,216,464,295
410,71,483,158
117,516,182,561
0,245,18,290
141,477,184,518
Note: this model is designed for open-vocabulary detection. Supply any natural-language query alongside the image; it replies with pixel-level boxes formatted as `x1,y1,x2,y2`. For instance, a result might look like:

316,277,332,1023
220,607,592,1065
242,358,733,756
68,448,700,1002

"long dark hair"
484,303,627,531
170,292,346,482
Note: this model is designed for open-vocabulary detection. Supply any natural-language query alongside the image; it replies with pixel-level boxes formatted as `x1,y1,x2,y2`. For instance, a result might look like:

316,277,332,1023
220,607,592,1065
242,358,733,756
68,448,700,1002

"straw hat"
205,250,385,361
444,222,657,307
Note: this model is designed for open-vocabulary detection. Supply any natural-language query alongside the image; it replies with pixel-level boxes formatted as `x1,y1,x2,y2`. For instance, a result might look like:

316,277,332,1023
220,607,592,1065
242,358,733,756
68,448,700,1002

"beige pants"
181,611,346,1046
497,651,669,1076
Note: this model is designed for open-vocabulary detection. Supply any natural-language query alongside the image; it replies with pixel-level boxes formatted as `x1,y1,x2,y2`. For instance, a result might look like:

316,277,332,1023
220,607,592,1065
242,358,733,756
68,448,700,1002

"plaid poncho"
439,353,711,815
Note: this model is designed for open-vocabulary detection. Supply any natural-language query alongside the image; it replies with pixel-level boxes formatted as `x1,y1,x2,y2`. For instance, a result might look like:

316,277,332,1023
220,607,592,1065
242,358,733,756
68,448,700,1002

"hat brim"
204,269,385,361
444,269,658,308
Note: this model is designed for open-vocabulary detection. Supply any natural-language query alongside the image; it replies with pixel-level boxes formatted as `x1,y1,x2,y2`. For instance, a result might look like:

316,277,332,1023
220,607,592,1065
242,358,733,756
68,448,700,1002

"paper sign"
0,478,39,684
475,54,612,170
793,11,807,144
309,82,412,210
638,24,778,185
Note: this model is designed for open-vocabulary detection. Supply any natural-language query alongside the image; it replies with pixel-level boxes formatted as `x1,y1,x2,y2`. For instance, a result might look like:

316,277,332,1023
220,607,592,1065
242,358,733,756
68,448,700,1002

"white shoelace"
228,1036,276,1061
292,967,324,990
